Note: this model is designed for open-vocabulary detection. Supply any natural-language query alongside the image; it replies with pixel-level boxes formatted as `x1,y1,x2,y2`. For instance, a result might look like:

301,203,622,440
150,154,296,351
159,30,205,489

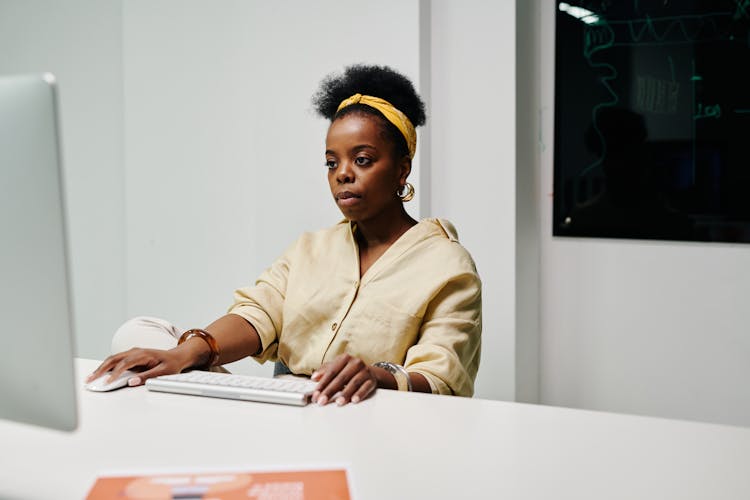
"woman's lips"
336,191,361,206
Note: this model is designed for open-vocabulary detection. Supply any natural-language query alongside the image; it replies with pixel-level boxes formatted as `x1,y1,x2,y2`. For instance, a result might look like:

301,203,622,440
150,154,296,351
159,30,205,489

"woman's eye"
354,156,371,166
325,159,337,169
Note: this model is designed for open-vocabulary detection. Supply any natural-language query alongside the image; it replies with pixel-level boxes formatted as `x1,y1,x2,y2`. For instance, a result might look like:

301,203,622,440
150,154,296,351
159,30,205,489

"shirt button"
354,281,359,287
331,322,338,331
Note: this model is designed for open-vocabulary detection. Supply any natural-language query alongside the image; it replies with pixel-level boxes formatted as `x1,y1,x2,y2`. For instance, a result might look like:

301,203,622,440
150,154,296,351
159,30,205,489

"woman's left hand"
311,353,377,405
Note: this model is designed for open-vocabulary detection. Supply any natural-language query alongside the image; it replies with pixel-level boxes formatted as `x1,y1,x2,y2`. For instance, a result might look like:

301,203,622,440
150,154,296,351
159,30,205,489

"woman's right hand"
85,346,194,387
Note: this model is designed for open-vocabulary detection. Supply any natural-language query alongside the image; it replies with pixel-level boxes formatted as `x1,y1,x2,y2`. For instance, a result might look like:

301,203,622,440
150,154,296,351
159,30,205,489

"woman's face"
325,113,410,223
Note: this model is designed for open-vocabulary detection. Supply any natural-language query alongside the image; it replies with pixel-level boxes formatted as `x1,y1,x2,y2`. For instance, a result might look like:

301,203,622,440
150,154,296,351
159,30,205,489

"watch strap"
374,361,412,391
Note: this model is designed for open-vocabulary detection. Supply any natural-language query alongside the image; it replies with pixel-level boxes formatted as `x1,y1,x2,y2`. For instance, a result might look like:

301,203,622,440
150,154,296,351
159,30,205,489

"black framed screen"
554,1,750,242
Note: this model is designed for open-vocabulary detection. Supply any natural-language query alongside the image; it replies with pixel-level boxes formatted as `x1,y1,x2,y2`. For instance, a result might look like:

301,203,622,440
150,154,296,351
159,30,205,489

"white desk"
2,359,750,499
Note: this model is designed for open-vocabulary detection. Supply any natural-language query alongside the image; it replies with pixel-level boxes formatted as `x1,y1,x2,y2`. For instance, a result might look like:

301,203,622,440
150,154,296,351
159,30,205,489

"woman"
87,64,481,405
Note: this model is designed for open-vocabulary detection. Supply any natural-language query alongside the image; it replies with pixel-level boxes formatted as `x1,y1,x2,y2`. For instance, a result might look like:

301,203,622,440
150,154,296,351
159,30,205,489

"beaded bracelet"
178,329,220,369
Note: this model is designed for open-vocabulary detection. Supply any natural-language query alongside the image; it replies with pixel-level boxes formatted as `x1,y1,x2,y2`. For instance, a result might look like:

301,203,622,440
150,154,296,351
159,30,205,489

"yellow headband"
336,93,417,159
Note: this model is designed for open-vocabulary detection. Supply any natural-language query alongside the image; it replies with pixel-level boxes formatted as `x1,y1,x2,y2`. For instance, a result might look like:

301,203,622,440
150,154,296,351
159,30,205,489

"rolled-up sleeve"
404,271,482,397
227,243,294,363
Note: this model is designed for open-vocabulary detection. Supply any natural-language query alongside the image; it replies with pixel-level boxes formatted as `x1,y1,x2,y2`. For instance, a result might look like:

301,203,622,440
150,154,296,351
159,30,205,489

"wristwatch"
373,361,413,392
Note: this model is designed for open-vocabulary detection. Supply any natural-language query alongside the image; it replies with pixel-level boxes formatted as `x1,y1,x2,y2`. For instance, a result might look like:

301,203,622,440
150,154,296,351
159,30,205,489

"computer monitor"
0,73,78,431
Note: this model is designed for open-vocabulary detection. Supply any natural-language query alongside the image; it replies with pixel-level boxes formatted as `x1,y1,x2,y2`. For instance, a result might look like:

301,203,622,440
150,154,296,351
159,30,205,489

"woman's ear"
398,157,412,186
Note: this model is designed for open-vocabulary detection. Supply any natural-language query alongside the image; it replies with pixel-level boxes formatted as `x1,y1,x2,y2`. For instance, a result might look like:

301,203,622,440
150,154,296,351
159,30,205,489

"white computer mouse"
85,370,139,392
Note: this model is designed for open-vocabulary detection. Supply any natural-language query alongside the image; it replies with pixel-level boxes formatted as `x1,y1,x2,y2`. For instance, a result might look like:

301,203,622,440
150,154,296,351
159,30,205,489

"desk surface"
2,359,750,499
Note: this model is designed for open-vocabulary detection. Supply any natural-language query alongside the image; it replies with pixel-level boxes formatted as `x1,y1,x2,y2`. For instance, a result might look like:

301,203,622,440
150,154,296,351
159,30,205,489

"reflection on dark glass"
554,0,750,242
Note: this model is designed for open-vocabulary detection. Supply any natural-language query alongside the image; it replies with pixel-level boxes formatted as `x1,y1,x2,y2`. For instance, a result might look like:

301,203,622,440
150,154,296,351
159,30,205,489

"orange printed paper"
86,469,350,500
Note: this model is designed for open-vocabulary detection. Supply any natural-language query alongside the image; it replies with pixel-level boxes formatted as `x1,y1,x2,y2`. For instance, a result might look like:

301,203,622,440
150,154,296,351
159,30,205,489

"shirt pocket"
344,297,422,365
279,280,352,371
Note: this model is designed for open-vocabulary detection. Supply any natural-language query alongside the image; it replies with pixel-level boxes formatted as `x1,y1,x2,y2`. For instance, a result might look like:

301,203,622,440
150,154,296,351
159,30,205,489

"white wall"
0,0,125,358
122,0,518,392
122,0,423,376
3,0,517,400
18,0,744,422
534,2,750,426
515,0,542,403
430,0,517,401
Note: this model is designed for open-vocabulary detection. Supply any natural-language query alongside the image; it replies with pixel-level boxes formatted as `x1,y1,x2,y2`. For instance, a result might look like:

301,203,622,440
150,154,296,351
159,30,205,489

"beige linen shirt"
227,218,481,396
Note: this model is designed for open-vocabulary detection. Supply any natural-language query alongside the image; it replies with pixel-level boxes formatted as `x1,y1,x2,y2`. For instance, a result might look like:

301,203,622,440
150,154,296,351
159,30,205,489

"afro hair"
312,64,426,127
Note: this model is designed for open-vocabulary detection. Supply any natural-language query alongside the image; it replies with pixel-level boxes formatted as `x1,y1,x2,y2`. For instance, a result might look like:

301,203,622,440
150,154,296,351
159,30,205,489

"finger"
314,355,349,390
310,361,330,393
313,357,351,403
310,362,330,402
318,365,355,403
86,353,128,382
335,369,375,405
108,350,158,382
318,358,364,403
337,369,372,402
125,363,170,386
351,379,377,404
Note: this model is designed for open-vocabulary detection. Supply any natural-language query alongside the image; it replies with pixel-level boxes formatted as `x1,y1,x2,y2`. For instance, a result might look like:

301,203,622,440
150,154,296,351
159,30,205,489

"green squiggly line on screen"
581,21,618,179
622,13,726,44
734,0,750,20
579,9,737,184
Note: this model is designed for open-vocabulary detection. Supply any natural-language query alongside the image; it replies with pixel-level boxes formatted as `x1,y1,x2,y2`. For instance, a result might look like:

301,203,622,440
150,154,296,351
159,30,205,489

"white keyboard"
145,371,319,406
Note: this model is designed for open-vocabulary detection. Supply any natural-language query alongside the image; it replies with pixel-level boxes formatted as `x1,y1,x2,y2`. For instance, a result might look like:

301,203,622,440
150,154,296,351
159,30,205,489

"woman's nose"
336,160,354,183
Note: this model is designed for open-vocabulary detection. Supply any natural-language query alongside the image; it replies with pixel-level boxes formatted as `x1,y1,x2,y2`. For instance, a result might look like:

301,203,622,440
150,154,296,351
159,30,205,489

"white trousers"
111,316,184,352
111,316,228,373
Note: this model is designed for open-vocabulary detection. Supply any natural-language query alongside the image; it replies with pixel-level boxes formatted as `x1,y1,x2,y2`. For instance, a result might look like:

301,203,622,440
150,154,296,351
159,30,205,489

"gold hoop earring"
398,182,415,202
